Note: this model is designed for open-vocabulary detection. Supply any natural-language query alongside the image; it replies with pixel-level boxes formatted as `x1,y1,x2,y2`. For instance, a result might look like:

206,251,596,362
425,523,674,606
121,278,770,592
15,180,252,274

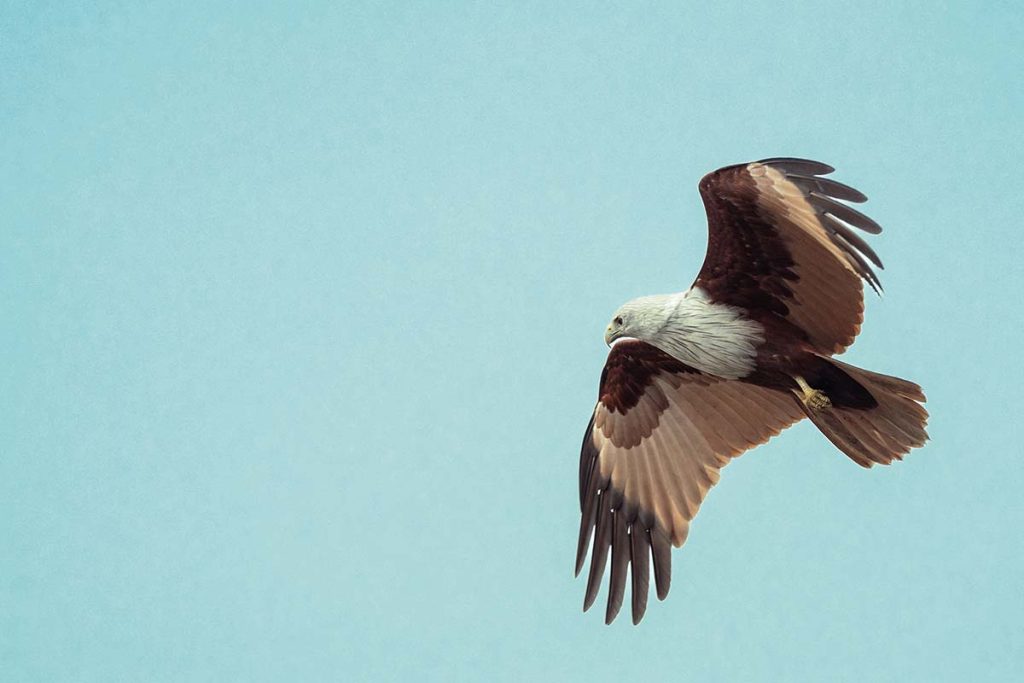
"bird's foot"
794,375,831,412
802,388,832,411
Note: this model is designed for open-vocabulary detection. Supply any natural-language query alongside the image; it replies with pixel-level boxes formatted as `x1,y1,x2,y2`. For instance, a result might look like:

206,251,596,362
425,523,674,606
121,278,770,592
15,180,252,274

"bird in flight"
576,158,928,625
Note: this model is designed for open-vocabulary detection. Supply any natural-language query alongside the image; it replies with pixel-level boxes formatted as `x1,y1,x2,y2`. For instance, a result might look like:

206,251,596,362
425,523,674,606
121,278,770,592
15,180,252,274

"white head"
604,294,677,346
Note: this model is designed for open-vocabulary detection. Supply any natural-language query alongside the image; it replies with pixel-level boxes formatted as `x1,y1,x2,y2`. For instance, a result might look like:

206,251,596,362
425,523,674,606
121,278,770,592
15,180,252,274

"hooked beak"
604,325,615,346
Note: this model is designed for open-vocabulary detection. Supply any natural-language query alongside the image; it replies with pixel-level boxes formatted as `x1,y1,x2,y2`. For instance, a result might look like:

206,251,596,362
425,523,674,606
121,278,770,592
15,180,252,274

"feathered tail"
803,357,929,467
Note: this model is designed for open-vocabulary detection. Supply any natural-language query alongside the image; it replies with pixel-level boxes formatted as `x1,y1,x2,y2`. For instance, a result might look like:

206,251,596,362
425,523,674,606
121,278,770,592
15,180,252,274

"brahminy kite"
577,158,928,624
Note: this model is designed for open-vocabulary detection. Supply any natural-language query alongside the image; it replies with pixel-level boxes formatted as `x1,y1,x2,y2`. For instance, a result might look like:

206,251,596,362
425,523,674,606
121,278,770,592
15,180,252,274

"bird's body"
577,158,928,625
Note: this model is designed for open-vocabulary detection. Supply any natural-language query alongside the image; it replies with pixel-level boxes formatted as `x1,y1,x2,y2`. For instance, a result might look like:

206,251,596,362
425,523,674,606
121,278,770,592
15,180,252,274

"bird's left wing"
578,339,805,624
695,158,884,355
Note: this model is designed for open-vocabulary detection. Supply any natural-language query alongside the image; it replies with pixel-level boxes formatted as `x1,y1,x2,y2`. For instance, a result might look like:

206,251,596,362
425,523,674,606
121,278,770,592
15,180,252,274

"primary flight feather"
577,158,929,624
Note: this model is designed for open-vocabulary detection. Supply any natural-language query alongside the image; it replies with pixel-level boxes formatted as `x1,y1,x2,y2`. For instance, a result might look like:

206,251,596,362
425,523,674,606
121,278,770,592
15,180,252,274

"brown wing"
577,339,805,624
695,158,884,355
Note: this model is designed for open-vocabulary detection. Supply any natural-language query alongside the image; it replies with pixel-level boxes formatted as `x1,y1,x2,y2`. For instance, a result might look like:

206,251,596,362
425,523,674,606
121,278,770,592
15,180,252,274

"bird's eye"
614,316,624,326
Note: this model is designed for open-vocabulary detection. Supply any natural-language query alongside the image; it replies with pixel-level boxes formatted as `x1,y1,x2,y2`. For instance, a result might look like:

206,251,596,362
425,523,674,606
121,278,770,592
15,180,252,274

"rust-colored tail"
804,357,929,467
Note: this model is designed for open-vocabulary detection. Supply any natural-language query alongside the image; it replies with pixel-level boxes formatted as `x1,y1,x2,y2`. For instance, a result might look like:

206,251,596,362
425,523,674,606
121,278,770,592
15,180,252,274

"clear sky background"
3,2,1023,681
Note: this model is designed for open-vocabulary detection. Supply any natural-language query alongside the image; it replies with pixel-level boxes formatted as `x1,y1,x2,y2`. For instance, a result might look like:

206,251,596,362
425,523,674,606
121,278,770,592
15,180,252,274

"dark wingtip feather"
787,174,868,203
630,524,650,624
808,193,883,235
575,489,598,577
822,214,884,269
650,529,672,601
757,157,835,176
575,465,603,576
604,511,630,624
578,415,599,508
836,233,884,294
583,496,612,611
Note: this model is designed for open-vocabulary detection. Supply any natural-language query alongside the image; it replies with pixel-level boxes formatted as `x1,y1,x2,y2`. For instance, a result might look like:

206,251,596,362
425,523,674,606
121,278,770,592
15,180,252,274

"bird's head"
604,312,627,346
605,295,676,346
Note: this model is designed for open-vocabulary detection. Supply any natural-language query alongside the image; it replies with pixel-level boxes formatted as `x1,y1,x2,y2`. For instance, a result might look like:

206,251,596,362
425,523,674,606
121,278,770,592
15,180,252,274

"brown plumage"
577,158,928,624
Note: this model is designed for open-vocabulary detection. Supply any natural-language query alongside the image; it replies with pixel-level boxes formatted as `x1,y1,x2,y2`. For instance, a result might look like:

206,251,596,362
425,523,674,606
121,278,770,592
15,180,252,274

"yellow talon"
794,375,831,411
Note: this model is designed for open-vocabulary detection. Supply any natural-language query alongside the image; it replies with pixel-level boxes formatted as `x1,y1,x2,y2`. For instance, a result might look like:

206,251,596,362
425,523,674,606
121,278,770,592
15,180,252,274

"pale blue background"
3,2,1022,681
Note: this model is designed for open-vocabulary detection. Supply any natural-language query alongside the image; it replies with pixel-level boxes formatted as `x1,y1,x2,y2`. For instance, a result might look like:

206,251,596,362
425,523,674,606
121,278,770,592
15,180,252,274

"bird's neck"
648,288,764,379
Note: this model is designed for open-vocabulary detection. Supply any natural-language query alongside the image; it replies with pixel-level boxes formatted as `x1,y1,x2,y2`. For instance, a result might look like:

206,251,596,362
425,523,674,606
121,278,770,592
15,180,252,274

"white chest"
649,288,764,379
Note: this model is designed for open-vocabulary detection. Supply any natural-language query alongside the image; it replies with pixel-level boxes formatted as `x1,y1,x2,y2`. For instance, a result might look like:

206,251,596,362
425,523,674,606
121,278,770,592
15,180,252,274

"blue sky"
3,2,1022,681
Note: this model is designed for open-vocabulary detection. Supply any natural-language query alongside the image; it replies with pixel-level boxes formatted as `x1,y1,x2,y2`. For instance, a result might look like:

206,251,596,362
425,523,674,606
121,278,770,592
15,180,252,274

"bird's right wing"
578,339,805,624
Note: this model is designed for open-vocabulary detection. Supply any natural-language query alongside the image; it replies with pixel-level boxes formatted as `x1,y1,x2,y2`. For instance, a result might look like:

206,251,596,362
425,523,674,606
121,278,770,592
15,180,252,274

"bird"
576,158,929,625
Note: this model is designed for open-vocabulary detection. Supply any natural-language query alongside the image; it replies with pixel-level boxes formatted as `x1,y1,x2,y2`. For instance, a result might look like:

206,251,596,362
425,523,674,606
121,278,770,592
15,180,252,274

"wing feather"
787,174,868,203
578,340,805,623
629,522,651,624
606,507,631,624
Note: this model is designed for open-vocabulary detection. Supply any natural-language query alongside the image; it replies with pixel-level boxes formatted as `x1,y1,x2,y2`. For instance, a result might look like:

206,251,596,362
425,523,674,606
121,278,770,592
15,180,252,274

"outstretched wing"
577,339,805,624
696,158,884,355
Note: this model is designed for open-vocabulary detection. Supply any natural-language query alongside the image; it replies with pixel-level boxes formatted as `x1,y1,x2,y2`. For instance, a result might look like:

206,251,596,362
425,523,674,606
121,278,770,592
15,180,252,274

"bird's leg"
794,375,831,411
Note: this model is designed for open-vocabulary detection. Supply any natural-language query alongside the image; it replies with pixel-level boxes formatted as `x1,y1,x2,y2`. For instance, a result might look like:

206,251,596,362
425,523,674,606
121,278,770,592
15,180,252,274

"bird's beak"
604,325,614,346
